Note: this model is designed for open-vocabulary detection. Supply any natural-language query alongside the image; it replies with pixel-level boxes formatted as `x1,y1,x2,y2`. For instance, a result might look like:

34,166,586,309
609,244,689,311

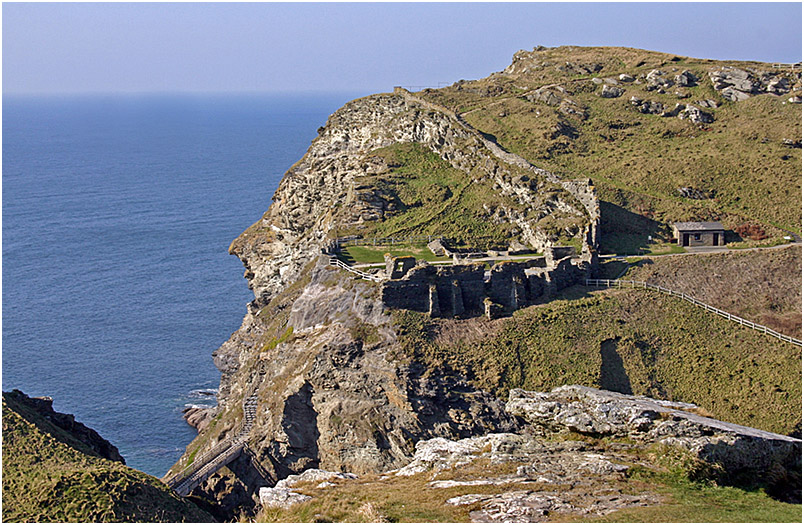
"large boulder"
600,85,625,98
506,386,801,487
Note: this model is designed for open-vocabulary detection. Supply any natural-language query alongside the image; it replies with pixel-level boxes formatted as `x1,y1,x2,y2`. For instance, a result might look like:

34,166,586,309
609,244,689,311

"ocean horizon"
2,91,361,475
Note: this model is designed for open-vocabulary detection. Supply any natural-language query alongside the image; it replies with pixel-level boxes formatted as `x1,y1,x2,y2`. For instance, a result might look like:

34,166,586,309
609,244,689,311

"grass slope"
344,142,585,248
393,288,801,436
420,46,801,243
2,392,212,523
625,245,802,338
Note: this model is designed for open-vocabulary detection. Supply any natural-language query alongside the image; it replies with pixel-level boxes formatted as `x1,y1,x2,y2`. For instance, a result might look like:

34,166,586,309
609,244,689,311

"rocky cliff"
170,46,801,520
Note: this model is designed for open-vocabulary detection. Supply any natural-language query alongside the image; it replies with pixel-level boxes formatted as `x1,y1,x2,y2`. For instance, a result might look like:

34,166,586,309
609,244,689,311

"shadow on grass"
599,201,663,255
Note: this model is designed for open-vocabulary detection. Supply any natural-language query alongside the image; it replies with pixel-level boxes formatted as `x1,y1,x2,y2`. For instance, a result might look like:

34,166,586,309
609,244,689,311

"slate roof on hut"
673,221,724,231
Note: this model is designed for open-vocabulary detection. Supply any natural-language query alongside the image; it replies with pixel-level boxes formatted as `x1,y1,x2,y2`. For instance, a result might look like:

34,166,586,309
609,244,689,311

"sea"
2,92,361,476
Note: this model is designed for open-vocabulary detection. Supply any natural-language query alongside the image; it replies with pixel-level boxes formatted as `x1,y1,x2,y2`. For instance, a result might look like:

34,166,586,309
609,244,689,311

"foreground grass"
256,445,801,523
2,392,211,523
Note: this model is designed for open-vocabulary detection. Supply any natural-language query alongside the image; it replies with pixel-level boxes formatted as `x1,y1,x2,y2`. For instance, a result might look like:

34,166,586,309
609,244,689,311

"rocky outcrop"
600,85,624,98
259,469,357,509
186,257,521,517
5,389,124,463
629,97,713,124
507,386,801,488
230,89,596,309
709,67,796,101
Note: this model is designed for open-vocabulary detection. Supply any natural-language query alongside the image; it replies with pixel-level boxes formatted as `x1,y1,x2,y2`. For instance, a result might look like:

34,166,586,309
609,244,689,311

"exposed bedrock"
229,90,597,307
507,385,802,494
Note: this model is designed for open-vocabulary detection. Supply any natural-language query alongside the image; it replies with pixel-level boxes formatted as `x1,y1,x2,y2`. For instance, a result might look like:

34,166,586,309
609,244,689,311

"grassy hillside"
625,245,802,338
2,391,213,523
419,46,802,247
392,287,801,436
340,142,585,249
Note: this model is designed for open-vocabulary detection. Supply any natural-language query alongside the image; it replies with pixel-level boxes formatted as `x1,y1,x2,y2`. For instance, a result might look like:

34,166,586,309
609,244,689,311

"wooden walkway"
162,393,260,496
586,279,802,347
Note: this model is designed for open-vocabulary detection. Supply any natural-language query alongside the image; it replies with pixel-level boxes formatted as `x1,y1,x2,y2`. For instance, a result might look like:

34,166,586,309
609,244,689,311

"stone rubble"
258,469,358,509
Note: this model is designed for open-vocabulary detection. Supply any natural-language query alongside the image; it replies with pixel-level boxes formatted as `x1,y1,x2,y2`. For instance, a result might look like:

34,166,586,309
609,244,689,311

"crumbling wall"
381,254,589,319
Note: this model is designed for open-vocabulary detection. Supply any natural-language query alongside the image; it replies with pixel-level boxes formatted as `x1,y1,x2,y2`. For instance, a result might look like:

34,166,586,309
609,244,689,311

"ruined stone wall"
381,255,589,318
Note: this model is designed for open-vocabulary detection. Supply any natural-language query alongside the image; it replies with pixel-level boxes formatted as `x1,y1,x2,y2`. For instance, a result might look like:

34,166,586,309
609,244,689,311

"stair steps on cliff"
163,392,261,497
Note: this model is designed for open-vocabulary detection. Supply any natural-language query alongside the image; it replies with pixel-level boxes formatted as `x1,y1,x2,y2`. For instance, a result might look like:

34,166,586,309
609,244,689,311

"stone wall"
381,254,590,319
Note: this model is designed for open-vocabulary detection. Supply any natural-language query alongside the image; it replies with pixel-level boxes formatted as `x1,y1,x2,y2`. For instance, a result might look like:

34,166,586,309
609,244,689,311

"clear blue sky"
3,2,802,95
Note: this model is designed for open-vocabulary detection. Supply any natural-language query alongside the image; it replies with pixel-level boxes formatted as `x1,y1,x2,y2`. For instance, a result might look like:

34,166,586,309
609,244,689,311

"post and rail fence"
585,279,802,347
334,235,442,249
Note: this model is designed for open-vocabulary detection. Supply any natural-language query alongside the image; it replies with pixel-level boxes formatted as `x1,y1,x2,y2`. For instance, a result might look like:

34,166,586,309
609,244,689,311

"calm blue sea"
2,92,358,476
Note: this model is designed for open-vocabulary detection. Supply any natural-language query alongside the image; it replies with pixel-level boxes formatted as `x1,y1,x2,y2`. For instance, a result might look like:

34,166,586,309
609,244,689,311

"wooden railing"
586,279,802,347
335,235,441,248
329,257,385,282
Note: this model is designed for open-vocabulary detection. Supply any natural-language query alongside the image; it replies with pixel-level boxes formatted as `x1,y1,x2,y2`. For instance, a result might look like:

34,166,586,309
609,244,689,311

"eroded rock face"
230,91,596,307
190,258,520,517
506,386,802,486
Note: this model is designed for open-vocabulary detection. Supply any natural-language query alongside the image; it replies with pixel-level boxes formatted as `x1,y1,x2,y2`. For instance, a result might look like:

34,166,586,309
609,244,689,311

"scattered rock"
709,67,794,101
782,138,802,148
788,95,802,104
527,86,563,106
661,103,685,118
600,85,625,98
674,70,698,87
645,69,674,89
696,99,719,109
629,96,664,115
678,187,709,200
259,469,358,509
681,104,714,124
591,77,603,85
462,489,657,523
619,74,635,82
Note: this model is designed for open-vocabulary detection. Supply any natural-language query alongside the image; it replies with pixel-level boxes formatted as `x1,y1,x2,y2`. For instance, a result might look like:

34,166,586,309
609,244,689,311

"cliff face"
229,90,596,307
172,86,597,517
171,46,801,519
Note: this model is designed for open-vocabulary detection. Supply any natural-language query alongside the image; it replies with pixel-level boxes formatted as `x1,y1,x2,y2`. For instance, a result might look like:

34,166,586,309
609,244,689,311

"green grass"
591,483,801,523
589,451,802,523
421,46,801,240
343,142,586,249
2,391,212,523
339,243,450,264
393,288,801,435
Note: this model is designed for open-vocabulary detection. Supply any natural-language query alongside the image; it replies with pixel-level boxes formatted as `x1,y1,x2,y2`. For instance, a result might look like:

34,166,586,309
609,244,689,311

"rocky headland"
168,46,802,521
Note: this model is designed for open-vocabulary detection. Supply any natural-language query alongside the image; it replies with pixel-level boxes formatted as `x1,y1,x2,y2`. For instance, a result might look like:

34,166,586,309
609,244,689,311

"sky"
3,2,802,95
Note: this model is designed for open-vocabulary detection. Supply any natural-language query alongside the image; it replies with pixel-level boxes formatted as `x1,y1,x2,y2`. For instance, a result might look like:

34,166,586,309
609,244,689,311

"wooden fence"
585,279,802,347
772,63,802,71
329,257,385,282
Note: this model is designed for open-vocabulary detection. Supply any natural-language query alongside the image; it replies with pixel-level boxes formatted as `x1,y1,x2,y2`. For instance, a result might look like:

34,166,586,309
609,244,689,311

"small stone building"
673,221,726,247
